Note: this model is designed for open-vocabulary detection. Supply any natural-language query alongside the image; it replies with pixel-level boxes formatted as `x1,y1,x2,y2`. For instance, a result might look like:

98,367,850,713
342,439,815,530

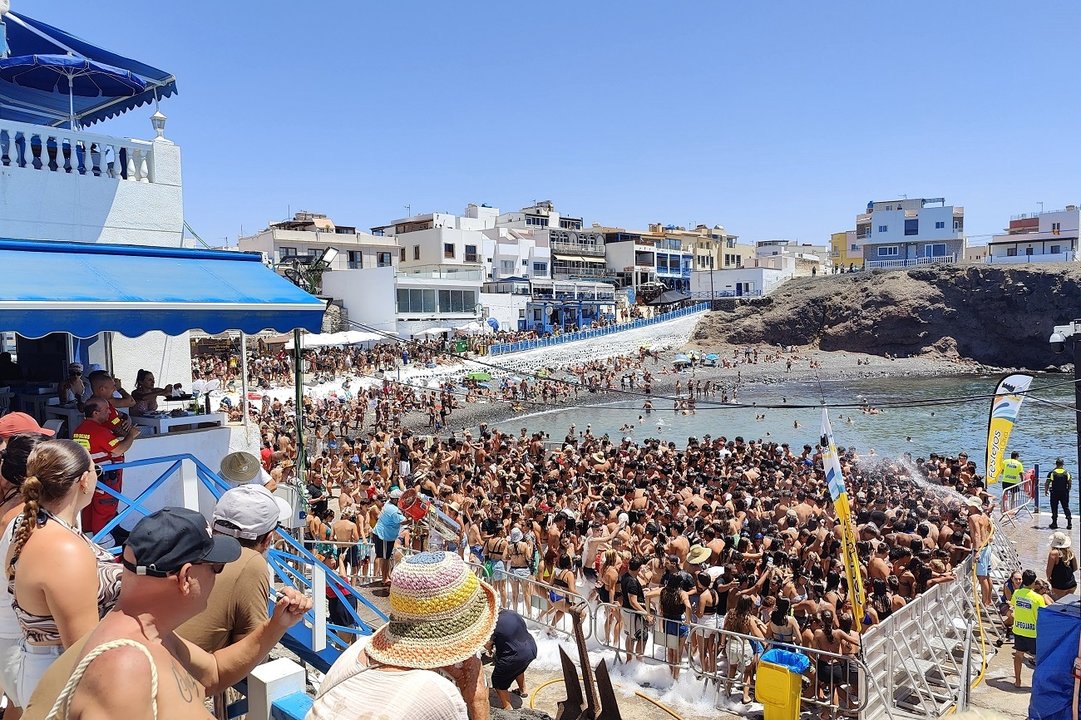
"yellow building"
830,230,861,271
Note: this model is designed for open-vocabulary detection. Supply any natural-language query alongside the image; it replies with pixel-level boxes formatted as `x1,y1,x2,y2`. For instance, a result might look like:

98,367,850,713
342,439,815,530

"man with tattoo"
23,508,312,720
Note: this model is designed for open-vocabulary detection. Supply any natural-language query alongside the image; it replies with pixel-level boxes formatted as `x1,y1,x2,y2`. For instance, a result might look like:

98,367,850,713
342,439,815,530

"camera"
1050,330,1066,354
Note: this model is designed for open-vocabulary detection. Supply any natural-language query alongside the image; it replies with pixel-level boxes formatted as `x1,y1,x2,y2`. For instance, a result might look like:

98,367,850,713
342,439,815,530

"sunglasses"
93,465,104,478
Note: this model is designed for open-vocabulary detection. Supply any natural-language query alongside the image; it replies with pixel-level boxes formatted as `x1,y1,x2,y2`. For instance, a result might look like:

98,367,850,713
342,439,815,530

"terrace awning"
646,289,691,306
0,239,326,338
0,12,177,127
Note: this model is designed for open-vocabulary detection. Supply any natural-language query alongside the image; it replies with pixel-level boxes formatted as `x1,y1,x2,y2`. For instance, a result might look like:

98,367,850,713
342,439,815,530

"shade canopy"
646,289,691,306
0,54,146,96
284,330,383,350
0,239,326,338
0,12,176,127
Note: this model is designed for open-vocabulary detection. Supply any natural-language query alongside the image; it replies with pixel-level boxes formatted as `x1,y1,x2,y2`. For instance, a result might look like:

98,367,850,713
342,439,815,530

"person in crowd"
86,370,134,412
71,398,140,541
651,571,693,680
57,364,85,409
1045,458,1073,530
1010,569,1046,688
485,608,537,710
620,556,649,662
22,507,311,720
723,595,762,705
372,489,404,586
177,484,284,652
5,439,122,708
966,496,993,608
129,370,180,417
307,551,494,720
0,432,48,720
0,415,54,450
1046,531,1077,600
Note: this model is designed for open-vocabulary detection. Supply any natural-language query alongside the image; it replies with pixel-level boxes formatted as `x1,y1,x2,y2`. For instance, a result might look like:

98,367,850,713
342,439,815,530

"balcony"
866,256,956,270
0,118,183,245
986,251,1077,265
550,240,605,257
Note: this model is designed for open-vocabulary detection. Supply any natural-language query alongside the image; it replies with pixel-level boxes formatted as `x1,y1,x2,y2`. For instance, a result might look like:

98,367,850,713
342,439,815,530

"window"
926,243,947,257
1025,246,1034,256
526,216,549,227
877,225,888,233
413,245,421,261
347,251,363,269
443,243,455,259
1053,222,1062,234
904,219,918,236
279,247,297,258
1051,245,1062,254
434,289,476,313
953,218,963,231
533,262,547,275
377,252,393,267
935,221,945,229
464,245,478,263
850,244,859,252
877,246,898,257
1006,248,1018,257
308,247,322,257
399,248,406,262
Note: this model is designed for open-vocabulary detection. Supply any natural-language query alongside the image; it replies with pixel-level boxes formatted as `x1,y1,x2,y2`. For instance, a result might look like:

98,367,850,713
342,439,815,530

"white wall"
322,268,397,334
480,292,527,332
113,330,194,396
0,136,184,247
692,267,789,297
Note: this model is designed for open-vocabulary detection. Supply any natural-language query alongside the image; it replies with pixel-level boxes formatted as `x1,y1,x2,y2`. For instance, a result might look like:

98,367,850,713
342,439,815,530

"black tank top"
1050,553,1078,591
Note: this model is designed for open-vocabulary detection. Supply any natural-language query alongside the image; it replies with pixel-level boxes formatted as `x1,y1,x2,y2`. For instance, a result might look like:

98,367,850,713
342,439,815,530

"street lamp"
276,246,339,295
1048,319,1081,524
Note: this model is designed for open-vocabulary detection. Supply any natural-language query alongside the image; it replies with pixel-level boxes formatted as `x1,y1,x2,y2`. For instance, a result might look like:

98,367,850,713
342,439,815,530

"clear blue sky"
35,1,1081,246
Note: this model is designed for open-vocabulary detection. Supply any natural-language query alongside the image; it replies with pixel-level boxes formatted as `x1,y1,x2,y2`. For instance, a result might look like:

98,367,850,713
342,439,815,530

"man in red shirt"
73,397,140,539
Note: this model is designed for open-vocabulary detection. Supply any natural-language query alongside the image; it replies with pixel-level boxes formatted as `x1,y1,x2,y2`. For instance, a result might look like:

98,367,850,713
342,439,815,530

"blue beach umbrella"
705,353,719,361
0,54,146,127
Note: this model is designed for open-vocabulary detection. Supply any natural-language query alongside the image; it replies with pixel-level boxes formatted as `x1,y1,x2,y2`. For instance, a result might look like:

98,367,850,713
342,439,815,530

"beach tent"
0,11,176,127
1030,597,1080,720
285,330,382,350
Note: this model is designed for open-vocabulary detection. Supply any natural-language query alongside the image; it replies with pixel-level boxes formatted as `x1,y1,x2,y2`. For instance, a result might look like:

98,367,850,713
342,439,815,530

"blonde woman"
5,439,122,708
1046,531,1077,600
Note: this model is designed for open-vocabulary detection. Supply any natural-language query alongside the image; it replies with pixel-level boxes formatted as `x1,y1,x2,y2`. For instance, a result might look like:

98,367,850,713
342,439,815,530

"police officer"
1000,451,1024,492
1010,569,1046,688
1045,458,1073,530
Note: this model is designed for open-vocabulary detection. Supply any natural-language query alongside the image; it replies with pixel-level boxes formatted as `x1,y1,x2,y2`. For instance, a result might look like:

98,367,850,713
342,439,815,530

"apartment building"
853,198,965,269
986,205,1079,264
239,212,399,271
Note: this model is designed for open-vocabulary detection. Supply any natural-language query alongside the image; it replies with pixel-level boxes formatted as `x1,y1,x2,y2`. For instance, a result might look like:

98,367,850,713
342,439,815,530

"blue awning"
0,12,177,127
0,239,326,338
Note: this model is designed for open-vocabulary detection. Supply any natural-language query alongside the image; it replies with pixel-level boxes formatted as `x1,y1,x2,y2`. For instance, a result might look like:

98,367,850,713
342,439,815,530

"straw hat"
1050,531,1072,550
687,544,711,565
965,496,983,509
367,551,497,670
219,452,261,484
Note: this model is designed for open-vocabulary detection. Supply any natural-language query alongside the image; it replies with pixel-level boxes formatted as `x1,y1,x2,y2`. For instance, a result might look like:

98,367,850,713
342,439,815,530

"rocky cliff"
692,263,1081,370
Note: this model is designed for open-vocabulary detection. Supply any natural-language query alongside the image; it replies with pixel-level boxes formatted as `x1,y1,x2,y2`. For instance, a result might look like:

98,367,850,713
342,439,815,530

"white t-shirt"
307,637,467,720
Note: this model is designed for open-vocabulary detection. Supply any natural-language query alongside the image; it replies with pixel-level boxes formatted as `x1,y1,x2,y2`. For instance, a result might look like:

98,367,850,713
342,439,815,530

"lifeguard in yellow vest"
1010,569,1046,688
1000,451,1024,490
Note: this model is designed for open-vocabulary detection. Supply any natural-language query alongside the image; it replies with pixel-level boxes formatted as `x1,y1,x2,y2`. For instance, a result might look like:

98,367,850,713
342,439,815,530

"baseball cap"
212,485,281,540
0,412,54,439
389,488,403,500
124,507,241,577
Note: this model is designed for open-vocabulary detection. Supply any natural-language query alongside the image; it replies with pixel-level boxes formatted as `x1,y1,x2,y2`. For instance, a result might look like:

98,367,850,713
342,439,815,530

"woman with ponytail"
0,433,47,719
3,439,122,709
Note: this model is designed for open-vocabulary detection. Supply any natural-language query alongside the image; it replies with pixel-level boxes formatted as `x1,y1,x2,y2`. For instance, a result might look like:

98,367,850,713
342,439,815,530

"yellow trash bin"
755,659,802,720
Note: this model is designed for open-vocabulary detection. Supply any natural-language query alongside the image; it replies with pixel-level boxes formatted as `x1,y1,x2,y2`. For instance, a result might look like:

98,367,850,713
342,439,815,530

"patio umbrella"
705,353,719,361
466,371,492,382
674,353,691,365
0,54,146,128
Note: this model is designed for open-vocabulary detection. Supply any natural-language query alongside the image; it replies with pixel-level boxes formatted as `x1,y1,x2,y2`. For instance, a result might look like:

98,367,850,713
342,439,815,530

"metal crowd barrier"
486,303,709,356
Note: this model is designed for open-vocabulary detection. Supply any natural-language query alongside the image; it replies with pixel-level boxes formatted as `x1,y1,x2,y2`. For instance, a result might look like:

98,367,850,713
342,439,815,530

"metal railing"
487,303,708,356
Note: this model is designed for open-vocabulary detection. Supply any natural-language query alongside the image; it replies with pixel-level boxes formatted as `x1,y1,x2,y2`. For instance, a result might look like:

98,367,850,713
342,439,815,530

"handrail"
487,303,708,356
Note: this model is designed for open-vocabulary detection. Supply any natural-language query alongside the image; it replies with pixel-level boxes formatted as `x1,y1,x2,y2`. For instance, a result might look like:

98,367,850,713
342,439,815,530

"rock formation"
692,263,1081,370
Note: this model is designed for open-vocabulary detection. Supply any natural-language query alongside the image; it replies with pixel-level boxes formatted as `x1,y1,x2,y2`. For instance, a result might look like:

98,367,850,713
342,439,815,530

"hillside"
691,263,1081,370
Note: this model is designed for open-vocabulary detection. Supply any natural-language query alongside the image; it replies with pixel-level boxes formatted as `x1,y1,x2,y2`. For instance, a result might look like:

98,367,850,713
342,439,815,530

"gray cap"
212,485,280,540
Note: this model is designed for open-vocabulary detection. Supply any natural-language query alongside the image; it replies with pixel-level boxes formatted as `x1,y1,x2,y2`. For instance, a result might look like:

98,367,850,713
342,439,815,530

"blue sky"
34,1,1081,246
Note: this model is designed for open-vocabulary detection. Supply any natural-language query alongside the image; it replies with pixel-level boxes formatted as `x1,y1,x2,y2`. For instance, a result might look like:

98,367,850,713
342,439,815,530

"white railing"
986,251,1076,265
550,240,606,257
866,256,956,270
0,117,154,183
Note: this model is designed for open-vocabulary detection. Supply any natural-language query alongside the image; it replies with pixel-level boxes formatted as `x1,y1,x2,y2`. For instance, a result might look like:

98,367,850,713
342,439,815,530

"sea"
496,372,1081,514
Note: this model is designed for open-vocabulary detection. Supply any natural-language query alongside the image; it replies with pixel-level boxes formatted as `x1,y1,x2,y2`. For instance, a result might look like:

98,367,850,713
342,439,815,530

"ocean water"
496,372,1081,513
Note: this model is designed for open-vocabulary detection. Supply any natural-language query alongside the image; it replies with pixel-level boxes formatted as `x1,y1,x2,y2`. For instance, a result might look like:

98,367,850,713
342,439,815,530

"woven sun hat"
219,451,261,485
367,551,497,670
687,544,711,565
1050,531,1072,549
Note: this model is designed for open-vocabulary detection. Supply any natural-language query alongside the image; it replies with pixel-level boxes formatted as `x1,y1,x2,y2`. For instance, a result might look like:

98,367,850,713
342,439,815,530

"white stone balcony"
0,117,183,247
866,256,957,270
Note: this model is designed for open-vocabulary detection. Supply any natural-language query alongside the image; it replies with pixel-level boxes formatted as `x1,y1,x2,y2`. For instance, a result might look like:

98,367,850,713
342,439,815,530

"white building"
854,198,965,269
754,240,830,275
986,206,1080,264
479,226,551,280
691,266,790,299
497,200,583,231
238,212,399,271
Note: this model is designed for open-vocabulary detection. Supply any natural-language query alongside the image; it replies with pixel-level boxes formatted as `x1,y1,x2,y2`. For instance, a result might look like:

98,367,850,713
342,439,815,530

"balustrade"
0,118,155,182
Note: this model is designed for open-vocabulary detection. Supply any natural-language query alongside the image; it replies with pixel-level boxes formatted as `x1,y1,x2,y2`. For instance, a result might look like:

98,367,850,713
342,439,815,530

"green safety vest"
1001,458,1023,485
1011,587,1045,638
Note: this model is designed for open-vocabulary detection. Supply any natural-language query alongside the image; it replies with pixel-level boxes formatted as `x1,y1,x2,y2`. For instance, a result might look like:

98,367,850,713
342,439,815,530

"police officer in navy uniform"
1045,457,1073,530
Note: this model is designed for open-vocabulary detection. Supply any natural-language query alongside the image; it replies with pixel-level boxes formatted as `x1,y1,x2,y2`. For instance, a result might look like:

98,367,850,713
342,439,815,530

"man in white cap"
177,484,286,652
372,489,405,586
